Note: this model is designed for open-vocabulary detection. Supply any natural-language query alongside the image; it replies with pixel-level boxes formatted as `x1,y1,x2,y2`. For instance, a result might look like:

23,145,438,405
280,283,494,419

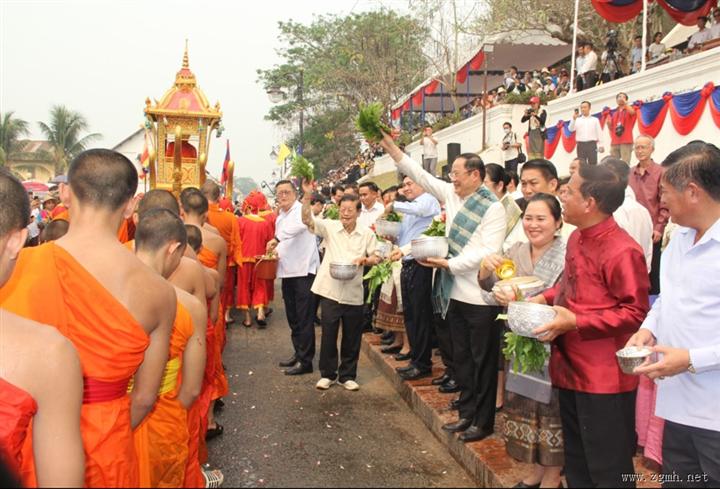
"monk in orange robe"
237,191,275,327
0,149,177,487
131,209,207,488
0,169,84,488
202,181,240,323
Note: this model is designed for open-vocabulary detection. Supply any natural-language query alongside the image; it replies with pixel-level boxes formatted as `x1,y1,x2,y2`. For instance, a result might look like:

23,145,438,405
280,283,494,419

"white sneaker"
340,380,360,391
316,378,335,390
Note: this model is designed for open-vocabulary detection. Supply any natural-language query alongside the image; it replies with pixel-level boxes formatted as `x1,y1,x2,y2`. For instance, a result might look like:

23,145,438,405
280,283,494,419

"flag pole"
641,0,648,72
570,0,580,93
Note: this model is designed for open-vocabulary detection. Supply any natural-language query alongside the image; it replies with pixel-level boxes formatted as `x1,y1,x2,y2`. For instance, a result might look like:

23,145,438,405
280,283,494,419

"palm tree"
0,111,30,166
39,105,101,175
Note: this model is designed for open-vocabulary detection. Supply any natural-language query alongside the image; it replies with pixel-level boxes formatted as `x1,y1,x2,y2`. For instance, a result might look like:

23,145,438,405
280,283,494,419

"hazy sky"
0,0,402,184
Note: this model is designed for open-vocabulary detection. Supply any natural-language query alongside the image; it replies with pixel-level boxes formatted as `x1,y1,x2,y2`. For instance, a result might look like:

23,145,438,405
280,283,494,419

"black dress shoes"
431,373,451,386
442,418,472,433
449,398,460,410
399,367,432,381
438,379,461,394
459,426,493,443
381,331,394,341
278,356,298,368
381,345,402,355
395,364,414,373
381,337,395,346
284,363,313,376
394,352,412,362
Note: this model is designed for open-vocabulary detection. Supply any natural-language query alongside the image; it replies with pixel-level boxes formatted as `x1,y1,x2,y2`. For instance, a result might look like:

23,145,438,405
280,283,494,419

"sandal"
202,468,224,488
205,423,224,441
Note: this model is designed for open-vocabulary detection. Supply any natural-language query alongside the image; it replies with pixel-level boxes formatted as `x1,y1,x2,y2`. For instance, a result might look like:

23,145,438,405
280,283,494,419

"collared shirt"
629,160,668,234
569,115,603,143
396,154,506,306
630,46,643,71
642,219,720,432
422,136,438,158
357,201,384,230
579,50,598,73
310,219,377,306
394,192,442,259
688,28,712,49
543,217,650,394
275,200,320,278
614,187,654,271
711,22,720,39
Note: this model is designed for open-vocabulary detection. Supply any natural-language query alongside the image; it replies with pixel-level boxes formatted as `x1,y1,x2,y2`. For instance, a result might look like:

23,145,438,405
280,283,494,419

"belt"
127,357,181,396
83,377,130,404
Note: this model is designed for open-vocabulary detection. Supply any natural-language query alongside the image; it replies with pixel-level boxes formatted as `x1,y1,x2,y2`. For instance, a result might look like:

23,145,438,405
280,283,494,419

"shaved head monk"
202,180,240,323
0,169,84,487
132,209,207,487
0,149,177,487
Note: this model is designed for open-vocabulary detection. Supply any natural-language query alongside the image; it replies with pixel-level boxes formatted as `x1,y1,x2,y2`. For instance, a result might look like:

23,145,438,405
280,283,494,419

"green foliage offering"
363,261,393,304
290,155,315,182
384,211,402,222
423,219,446,237
356,103,392,143
324,204,339,220
503,332,550,374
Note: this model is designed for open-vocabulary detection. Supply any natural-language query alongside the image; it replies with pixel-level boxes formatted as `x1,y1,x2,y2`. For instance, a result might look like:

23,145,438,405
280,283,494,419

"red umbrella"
22,181,49,193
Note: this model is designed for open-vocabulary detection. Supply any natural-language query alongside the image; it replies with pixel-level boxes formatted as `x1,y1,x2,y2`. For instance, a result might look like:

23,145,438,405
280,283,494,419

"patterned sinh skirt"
503,389,564,467
375,287,405,333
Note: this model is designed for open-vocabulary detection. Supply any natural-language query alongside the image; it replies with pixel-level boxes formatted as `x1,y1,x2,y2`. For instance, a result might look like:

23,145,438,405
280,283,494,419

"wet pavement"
207,303,473,488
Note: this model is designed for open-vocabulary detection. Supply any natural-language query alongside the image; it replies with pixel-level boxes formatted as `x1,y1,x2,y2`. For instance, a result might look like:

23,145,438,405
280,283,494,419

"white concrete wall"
367,47,720,180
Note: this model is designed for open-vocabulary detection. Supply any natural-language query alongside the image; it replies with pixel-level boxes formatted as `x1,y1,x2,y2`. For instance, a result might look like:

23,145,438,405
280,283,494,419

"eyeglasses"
276,190,294,197
449,170,472,179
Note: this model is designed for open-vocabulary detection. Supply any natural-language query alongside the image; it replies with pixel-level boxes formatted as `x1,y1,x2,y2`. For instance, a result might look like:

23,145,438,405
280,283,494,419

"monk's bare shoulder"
175,288,206,329
204,223,220,235
127,261,177,332
202,229,226,254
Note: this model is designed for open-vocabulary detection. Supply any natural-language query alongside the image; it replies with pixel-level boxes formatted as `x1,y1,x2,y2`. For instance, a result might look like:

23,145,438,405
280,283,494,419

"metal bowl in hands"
329,262,359,281
411,236,449,260
507,301,557,338
376,240,393,260
375,219,402,239
616,347,653,375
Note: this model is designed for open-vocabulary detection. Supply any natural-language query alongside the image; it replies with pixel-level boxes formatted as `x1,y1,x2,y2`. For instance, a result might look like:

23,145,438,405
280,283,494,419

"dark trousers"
362,267,381,331
577,140,598,166
434,313,454,379
581,70,598,91
281,275,316,368
319,298,364,382
504,157,520,174
650,240,662,296
448,300,502,431
400,260,434,371
662,421,720,488
559,388,637,488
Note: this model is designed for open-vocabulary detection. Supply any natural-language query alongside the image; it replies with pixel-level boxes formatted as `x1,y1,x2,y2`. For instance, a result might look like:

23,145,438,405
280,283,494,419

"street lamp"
481,43,494,151
266,67,305,155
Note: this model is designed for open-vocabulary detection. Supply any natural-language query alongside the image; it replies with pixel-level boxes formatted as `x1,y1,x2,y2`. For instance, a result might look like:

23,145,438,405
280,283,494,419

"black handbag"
517,137,527,163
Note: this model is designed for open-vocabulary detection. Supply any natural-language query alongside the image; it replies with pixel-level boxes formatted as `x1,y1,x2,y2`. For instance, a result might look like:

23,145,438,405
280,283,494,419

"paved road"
207,302,473,488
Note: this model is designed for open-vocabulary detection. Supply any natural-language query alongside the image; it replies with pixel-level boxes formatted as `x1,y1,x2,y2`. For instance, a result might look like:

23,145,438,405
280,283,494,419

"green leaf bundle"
423,219,446,237
384,211,402,222
324,204,339,220
502,332,550,374
290,155,315,182
362,261,393,304
356,102,391,143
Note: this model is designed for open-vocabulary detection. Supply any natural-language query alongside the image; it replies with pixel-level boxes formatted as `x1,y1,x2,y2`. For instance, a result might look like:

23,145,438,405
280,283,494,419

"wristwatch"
688,361,696,374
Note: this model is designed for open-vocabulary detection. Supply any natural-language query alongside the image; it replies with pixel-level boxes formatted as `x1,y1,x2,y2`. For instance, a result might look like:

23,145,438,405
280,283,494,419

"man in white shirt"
629,142,720,485
569,100,604,166
578,42,598,90
420,125,439,176
602,158,654,271
357,182,384,229
711,9,720,39
266,180,321,376
688,15,712,51
379,132,506,443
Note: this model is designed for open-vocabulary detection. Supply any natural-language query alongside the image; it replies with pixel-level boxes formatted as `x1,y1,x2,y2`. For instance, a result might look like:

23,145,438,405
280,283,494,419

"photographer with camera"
609,92,637,163
569,101,604,166
577,42,598,91
521,97,547,160
600,31,624,83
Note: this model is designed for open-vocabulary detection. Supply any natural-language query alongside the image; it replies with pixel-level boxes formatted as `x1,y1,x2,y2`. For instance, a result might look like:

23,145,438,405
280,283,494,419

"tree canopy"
39,105,101,175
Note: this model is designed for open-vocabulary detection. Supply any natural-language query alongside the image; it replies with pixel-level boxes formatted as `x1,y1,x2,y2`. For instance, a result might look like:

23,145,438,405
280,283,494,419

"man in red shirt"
609,92,637,164
629,135,667,295
531,164,650,487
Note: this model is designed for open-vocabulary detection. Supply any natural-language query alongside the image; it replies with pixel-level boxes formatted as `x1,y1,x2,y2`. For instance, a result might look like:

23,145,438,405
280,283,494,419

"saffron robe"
0,378,37,487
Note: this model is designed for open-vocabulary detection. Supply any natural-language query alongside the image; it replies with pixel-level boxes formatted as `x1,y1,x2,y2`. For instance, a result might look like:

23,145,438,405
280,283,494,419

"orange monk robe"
133,301,193,488
50,204,69,221
236,213,275,310
116,217,135,244
207,203,241,310
0,243,149,488
0,378,37,488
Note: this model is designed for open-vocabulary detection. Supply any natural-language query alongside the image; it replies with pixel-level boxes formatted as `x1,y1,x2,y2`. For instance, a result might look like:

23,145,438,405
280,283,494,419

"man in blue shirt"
387,175,441,380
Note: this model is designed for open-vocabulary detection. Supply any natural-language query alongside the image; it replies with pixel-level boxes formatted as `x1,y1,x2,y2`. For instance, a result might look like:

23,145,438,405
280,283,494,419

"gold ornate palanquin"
144,42,224,196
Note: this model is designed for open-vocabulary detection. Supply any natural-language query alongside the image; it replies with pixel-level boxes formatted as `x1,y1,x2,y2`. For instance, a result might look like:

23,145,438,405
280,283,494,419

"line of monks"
0,149,261,488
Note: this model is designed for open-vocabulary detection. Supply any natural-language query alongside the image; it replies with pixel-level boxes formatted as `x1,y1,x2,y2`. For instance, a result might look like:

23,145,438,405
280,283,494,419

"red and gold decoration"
144,41,223,196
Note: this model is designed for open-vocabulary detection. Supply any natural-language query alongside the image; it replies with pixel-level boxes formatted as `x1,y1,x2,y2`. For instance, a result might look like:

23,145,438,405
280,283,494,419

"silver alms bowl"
375,219,402,239
329,262,359,281
507,301,557,338
411,236,449,260
616,347,653,375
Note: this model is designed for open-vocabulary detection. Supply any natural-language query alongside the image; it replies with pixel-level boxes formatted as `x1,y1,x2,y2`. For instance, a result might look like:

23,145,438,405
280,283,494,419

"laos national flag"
221,140,230,185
